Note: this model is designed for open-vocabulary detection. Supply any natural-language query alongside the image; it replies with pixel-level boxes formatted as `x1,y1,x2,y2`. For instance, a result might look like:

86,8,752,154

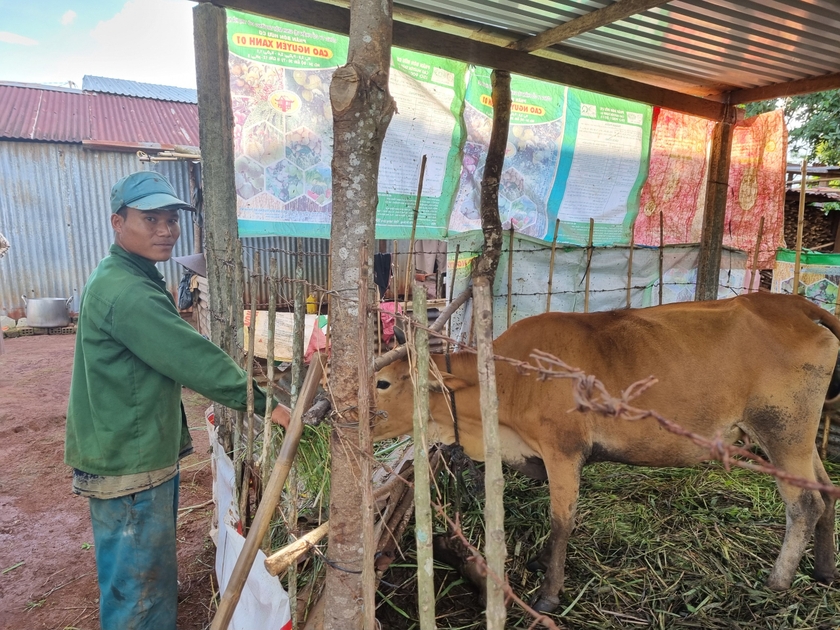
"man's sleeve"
112,286,269,414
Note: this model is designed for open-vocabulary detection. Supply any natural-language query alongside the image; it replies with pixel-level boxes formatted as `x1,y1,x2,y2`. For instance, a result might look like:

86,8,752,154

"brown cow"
372,291,840,612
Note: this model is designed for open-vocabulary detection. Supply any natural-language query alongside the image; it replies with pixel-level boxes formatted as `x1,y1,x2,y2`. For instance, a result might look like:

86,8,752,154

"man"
65,171,289,630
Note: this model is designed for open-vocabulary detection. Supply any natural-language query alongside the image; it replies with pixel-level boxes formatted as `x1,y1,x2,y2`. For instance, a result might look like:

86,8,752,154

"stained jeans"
88,474,179,630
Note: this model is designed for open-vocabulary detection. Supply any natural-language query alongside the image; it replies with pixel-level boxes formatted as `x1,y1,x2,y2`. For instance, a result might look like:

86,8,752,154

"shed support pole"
194,3,241,450
695,105,736,302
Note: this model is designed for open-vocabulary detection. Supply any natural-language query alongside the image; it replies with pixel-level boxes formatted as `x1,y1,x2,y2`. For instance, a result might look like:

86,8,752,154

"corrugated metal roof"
83,75,198,104
0,83,199,149
391,0,840,98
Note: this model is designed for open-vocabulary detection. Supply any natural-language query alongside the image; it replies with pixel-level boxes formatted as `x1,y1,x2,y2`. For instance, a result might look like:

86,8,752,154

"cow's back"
492,292,840,466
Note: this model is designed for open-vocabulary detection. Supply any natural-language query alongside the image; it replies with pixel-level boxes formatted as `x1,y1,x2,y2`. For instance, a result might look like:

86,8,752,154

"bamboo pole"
507,226,514,328
583,218,594,313
793,159,808,295
241,251,259,529
392,239,399,303
546,218,560,313
260,256,278,552
659,211,664,305
357,244,377,630
626,221,636,309
447,244,460,340
404,155,428,315
409,284,435,628
210,353,325,630
748,216,765,293
264,522,330,576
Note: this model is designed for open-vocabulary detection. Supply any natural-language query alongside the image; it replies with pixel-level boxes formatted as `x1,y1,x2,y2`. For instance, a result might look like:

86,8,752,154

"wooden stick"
658,210,666,304
447,244,460,340
793,159,808,295
507,226,514,328
626,221,636,309
821,413,832,461
583,218,594,313
391,239,399,303
210,353,325,630
264,522,330,576
409,283,435,628
260,255,278,552
404,155,428,315
241,251,259,529
546,218,560,313
748,216,765,293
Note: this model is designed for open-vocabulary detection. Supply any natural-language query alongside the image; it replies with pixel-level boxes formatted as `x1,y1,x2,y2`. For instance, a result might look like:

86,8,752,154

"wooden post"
695,105,736,301
472,68,511,630
447,244,460,339
324,0,395,626
193,3,241,452
793,159,808,295
404,155,427,315
748,216,765,293
546,218,560,313
408,285,435,628
260,256,278,549
507,226,514,328
241,251,259,529
584,218,594,313
626,221,635,309
659,211,664,305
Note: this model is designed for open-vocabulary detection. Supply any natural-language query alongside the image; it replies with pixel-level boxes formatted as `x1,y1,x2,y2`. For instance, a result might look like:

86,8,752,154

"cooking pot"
22,296,72,328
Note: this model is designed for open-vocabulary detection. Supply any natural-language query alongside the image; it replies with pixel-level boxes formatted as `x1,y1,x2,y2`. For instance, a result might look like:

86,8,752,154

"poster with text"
226,10,466,239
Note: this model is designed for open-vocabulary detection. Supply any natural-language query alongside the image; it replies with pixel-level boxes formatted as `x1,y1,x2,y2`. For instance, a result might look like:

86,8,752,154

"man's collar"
109,244,165,281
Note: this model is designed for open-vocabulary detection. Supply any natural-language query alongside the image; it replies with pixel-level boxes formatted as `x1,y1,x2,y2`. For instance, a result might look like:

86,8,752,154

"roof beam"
728,72,840,105
510,0,672,53
206,0,726,120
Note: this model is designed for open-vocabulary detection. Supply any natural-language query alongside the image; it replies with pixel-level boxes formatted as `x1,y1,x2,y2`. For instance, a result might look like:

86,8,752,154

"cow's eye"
376,380,391,390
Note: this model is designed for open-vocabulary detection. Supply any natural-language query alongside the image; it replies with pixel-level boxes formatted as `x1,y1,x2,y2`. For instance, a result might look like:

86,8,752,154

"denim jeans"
89,474,179,630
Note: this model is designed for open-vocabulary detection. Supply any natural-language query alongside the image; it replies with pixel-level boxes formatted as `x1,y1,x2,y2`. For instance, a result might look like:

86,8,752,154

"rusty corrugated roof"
0,82,199,149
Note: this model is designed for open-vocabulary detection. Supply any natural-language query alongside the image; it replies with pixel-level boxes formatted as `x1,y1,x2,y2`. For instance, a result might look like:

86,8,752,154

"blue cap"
110,171,195,213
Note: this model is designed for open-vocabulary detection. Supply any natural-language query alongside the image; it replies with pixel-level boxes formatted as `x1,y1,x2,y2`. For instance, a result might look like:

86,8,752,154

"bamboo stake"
392,239,399,303
821,413,832,461
241,251,259,529
748,216,765,293
659,211,664,305
793,159,808,295
546,218,560,313
264,522,330,576
357,244,377,630
404,155,428,316
210,353,325,630
409,284,435,629
260,256,278,552
507,226,514,328
447,244,461,340
626,221,636,309
583,218,594,313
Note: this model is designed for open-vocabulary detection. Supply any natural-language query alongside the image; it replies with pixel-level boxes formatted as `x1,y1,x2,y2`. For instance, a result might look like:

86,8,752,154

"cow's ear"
429,372,471,392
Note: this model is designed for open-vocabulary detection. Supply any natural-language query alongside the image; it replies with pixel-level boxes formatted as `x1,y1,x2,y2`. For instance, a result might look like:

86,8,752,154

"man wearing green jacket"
65,171,289,630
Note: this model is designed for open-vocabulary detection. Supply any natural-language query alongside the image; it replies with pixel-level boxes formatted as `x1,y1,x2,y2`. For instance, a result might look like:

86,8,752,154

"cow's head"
372,357,471,441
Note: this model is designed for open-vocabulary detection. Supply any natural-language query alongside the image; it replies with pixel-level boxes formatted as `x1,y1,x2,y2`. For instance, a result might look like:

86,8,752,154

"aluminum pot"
22,296,72,328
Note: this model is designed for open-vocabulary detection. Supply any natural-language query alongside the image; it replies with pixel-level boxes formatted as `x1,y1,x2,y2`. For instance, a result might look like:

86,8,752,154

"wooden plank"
729,72,840,105
201,0,726,120
694,106,736,301
243,311,323,361
511,0,671,52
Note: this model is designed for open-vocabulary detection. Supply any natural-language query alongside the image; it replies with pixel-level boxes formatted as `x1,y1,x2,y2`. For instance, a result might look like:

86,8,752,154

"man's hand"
270,403,291,429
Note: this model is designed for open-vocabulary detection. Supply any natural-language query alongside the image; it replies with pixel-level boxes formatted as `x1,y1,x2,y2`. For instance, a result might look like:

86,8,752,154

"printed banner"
772,249,840,313
226,10,466,239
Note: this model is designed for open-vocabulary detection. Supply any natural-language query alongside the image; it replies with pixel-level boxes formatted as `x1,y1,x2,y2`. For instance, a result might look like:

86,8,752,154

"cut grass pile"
377,459,840,629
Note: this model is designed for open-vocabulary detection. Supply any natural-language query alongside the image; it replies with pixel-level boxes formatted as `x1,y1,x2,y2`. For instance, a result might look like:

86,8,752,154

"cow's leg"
760,436,827,590
528,457,582,613
811,448,839,584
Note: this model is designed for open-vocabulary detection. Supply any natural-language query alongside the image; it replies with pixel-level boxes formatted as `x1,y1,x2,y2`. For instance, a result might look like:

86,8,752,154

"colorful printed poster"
550,89,652,245
447,67,566,240
226,10,466,239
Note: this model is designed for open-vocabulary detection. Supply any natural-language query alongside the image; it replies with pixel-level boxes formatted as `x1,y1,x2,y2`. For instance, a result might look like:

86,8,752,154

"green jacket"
65,244,268,476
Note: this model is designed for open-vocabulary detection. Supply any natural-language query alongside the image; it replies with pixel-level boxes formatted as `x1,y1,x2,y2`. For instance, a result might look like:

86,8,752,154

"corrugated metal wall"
0,140,329,319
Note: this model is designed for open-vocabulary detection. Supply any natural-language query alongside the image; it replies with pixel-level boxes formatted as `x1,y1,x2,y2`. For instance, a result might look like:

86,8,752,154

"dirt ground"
0,332,217,630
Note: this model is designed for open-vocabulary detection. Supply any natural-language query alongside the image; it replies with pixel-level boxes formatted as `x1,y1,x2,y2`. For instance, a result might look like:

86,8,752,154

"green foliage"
746,90,840,164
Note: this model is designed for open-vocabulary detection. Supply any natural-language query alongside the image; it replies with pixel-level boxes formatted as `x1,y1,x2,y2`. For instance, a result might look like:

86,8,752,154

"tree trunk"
324,1,395,628
472,69,511,630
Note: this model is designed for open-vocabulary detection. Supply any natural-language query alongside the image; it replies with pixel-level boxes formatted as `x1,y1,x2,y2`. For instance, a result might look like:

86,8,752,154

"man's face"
111,207,181,262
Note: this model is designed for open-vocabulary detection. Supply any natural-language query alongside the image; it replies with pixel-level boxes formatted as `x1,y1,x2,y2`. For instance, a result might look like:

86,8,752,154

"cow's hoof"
529,594,560,614
814,568,839,585
525,556,547,573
